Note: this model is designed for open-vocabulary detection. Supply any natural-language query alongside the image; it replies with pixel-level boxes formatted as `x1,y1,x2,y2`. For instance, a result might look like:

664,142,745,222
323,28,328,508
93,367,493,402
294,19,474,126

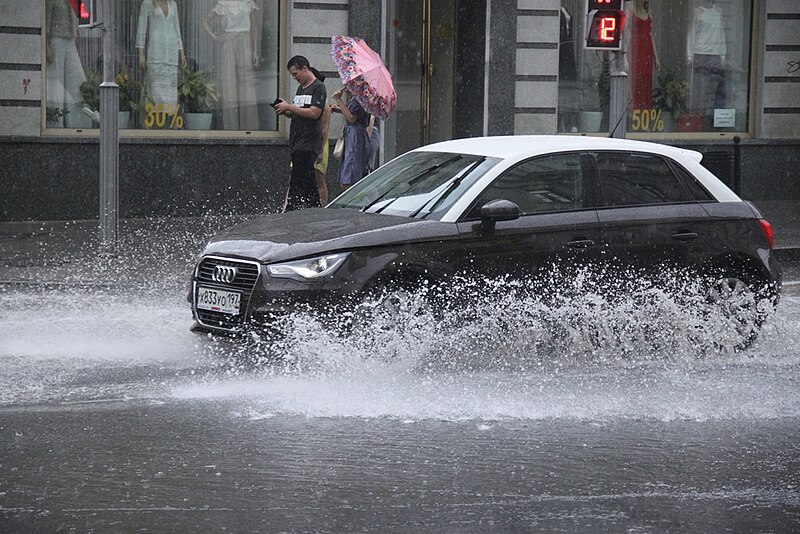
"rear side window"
671,163,715,201
467,153,585,218
596,153,689,207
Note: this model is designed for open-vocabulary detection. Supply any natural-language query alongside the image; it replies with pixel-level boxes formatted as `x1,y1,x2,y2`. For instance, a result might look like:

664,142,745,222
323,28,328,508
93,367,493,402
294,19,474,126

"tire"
704,270,774,351
359,285,432,324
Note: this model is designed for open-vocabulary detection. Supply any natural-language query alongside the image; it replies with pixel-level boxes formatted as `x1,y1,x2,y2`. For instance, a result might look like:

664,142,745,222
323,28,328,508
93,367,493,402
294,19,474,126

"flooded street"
1,223,800,531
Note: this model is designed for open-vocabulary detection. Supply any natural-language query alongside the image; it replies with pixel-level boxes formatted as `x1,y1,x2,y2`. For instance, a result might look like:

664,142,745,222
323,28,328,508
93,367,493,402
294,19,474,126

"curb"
776,247,800,262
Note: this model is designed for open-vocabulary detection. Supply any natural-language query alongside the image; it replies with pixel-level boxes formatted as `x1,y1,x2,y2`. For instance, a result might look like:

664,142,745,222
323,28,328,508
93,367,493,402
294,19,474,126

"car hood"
201,207,458,263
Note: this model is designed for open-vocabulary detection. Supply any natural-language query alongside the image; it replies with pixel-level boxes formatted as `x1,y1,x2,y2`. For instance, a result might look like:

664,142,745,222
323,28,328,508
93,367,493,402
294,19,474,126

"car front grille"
193,256,261,331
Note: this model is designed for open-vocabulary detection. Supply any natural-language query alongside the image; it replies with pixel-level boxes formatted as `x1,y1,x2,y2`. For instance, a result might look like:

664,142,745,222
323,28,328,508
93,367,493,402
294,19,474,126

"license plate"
196,286,241,315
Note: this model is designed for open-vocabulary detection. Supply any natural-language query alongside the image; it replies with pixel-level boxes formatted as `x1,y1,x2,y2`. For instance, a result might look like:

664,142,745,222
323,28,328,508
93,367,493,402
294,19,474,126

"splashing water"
2,217,798,422
217,268,781,369
170,270,800,422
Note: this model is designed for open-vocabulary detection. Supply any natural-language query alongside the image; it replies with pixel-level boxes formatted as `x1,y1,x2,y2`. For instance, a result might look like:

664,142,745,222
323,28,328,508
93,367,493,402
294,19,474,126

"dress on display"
46,0,91,128
629,14,655,110
136,0,184,111
213,0,259,130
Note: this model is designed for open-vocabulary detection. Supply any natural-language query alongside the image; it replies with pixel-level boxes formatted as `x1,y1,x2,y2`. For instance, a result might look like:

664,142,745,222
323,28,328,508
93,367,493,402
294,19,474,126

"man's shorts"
314,140,329,176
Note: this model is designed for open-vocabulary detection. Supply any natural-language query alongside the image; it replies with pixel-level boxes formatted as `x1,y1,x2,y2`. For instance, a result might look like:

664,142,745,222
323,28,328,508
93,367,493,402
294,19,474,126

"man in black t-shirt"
275,55,327,211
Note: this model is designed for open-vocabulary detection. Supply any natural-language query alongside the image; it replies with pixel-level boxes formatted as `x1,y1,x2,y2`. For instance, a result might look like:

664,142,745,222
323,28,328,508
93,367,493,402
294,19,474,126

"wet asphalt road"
1,255,799,532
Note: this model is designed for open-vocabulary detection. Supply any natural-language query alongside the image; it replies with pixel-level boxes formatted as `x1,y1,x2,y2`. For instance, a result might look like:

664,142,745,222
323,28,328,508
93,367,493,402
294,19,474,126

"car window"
671,162,715,201
327,151,499,220
465,153,586,219
595,153,689,207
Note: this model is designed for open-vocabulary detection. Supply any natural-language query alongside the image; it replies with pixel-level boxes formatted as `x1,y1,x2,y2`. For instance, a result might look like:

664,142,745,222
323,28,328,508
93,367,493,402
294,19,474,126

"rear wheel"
705,271,774,351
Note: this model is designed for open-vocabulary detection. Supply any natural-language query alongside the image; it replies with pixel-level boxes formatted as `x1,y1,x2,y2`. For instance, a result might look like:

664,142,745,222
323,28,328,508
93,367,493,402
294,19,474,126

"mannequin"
687,0,727,121
203,0,260,130
136,0,187,115
559,3,577,82
628,0,661,111
45,0,91,127
557,2,579,132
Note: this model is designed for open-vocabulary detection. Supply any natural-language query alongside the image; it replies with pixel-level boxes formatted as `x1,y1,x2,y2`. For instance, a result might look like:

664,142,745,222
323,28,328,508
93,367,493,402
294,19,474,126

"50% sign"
144,103,184,129
631,109,665,132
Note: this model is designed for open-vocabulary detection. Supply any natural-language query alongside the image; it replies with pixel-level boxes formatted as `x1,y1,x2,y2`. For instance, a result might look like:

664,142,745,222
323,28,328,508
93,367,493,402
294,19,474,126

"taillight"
758,219,774,249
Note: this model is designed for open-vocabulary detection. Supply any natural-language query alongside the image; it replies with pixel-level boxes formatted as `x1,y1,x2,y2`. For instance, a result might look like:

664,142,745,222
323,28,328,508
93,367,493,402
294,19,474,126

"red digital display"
585,0,625,50
599,16,617,42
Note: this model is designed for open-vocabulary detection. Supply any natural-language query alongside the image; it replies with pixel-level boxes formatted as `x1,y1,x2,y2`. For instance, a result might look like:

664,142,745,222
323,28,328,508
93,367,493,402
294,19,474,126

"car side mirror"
479,199,521,232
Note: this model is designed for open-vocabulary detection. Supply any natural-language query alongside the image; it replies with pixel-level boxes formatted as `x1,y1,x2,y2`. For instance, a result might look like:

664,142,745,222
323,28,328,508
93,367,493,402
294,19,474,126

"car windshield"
327,151,500,220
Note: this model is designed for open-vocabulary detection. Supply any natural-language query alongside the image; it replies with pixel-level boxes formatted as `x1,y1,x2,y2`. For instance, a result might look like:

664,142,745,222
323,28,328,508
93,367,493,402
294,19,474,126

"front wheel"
355,285,435,329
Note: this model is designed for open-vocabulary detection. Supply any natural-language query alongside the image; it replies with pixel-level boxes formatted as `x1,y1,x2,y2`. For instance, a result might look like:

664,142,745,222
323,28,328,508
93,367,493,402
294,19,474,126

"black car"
189,136,781,348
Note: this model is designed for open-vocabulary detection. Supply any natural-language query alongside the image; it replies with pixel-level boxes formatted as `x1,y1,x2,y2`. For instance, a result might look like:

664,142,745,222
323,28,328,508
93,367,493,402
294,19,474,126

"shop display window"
44,0,282,134
557,0,753,135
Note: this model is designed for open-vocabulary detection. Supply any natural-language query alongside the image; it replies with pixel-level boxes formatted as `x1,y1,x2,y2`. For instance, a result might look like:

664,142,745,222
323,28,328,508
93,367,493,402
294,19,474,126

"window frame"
41,0,289,140
556,0,758,140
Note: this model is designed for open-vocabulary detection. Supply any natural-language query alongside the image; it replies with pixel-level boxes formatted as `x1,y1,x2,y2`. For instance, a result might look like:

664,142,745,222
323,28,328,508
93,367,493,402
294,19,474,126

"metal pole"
99,0,119,254
609,49,628,138
733,135,742,196
482,0,492,136
380,0,387,166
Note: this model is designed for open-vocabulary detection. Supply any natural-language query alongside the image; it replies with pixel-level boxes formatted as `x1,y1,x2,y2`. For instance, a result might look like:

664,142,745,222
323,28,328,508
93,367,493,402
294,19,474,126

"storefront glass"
557,0,753,135
44,0,282,133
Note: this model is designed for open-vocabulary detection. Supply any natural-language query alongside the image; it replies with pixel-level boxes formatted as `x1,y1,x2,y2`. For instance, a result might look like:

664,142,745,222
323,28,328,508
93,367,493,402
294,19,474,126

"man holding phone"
274,55,327,210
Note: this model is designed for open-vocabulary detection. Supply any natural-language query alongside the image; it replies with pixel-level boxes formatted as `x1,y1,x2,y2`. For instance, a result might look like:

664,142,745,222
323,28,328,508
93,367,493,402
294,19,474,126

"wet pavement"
1,215,800,531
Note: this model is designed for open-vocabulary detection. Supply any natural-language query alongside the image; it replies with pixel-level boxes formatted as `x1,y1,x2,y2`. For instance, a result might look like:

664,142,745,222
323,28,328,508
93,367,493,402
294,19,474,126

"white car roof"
415,135,703,163
414,135,739,205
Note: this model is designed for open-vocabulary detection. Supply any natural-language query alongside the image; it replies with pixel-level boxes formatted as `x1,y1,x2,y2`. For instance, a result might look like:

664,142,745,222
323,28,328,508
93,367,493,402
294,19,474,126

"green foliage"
79,67,144,113
652,68,689,120
115,66,143,113
79,69,101,112
178,67,219,113
46,106,69,122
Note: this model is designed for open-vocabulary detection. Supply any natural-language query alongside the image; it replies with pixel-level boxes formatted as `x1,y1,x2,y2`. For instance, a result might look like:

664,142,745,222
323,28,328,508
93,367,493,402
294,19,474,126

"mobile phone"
270,98,283,108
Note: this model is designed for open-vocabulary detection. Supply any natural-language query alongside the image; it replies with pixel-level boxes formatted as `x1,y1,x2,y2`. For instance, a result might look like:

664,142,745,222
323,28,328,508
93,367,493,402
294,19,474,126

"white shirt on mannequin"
687,4,726,61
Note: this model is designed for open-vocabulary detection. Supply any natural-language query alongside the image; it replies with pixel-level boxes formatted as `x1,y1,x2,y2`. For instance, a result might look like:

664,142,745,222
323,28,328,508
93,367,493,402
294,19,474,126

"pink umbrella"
330,35,396,120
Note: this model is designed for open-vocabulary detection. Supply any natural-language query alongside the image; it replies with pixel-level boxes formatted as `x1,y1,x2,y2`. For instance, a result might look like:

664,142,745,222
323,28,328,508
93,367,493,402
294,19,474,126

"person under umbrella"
330,35,396,121
331,86,370,192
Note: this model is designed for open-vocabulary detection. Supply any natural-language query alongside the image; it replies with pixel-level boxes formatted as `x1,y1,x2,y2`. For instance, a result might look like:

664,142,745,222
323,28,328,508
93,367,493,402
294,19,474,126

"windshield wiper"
409,159,483,219
360,155,463,214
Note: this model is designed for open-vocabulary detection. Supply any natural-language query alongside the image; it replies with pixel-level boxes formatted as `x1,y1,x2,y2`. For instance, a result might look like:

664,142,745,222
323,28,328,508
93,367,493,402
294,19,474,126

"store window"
557,0,753,135
44,0,282,134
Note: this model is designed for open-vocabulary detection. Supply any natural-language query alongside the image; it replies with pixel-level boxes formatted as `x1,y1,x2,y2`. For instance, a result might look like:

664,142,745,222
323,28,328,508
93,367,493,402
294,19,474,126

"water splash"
172,271,800,422
215,268,780,370
2,216,797,422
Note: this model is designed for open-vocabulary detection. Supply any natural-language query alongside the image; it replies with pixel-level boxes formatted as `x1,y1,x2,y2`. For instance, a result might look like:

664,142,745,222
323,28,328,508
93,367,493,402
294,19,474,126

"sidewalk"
0,216,244,288
1,204,798,287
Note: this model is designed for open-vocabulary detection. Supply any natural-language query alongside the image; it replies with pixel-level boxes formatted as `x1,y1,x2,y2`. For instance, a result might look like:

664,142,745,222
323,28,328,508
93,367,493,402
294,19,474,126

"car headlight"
267,252,350,280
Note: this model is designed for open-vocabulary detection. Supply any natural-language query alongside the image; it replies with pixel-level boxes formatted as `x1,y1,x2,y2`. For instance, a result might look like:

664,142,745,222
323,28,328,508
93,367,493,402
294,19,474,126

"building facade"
1,0,797,221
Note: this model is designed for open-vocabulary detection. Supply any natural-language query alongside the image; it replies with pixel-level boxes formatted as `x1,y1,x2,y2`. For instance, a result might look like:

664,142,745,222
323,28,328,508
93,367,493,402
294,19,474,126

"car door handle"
567,239,595,249
672,231,698,242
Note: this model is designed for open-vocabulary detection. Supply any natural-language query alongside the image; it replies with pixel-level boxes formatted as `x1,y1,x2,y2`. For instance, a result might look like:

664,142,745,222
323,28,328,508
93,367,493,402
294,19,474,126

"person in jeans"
275,56,327,210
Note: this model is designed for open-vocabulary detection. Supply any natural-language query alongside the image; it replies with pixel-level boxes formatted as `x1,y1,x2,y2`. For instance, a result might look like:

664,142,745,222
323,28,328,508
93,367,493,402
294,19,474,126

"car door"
455,152,601,280
593,151,714,274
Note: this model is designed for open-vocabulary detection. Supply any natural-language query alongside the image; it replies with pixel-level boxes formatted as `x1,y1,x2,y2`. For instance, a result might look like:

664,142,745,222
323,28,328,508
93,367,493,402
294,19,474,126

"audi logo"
211,265,238,284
